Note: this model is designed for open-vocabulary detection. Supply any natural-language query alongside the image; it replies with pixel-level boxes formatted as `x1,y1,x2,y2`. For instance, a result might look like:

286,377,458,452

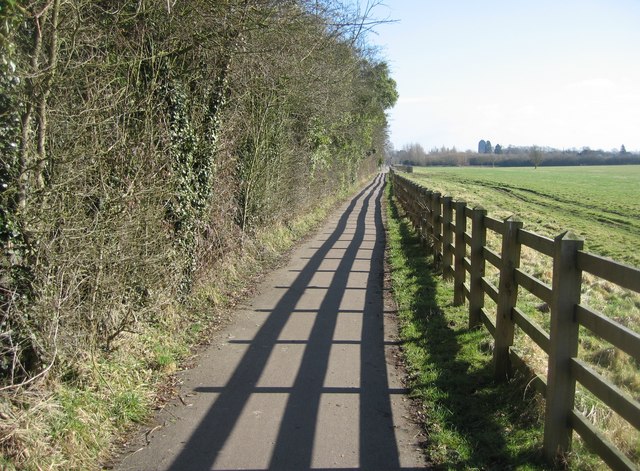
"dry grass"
0,173,372,470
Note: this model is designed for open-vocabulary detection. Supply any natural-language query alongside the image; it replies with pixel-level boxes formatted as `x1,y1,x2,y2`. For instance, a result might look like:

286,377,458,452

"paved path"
116,174,426,470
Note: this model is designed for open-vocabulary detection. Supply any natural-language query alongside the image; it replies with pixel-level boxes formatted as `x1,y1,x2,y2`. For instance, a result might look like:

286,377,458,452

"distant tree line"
391,143,640,167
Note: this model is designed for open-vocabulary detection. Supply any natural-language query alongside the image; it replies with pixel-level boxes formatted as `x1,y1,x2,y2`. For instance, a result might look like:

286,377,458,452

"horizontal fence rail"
389,170,640,470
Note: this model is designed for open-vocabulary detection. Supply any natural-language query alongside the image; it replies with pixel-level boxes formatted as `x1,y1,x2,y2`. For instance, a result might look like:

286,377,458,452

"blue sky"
364,0,640,152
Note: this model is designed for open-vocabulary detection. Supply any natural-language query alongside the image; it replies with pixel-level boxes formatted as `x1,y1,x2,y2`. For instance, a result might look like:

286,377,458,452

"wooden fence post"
394,175,402,205
493,216,523,380
543,231,584,462
416,188,423,232
400,181,408,219
407,182,419,228
426,191,434,256
442,196,454,280
453,201,467,306
432,192,442,268
406,184,414,226
419,189,429,247
469,206,487,328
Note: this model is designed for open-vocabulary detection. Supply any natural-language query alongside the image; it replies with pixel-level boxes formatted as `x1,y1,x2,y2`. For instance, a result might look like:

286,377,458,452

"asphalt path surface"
116,174,426,470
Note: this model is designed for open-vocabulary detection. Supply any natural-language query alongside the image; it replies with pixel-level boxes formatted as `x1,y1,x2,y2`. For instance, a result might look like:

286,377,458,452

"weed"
110,391,147,427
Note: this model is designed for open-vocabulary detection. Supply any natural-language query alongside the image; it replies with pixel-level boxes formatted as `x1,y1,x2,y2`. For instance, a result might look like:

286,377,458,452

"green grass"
403,166,640,404
388,171,640,469
406,165,640,267
385,180,606,470
386,182,547,469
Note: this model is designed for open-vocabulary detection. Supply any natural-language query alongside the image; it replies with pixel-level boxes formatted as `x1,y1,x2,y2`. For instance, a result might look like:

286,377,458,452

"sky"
363,0,640,152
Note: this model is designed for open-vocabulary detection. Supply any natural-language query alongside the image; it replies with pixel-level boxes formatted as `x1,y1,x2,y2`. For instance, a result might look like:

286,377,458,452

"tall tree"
530,145,544,169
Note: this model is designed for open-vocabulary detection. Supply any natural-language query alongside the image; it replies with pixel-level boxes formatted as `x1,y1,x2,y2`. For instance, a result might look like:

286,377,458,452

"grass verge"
394,168,639,466
385,180,607,470
0,178,369,471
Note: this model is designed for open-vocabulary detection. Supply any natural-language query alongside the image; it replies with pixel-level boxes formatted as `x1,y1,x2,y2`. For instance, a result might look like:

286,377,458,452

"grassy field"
385,183,602,469
406,165,640,267
391,166,640,468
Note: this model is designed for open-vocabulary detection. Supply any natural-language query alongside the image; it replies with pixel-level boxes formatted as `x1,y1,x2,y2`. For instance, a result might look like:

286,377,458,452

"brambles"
0,0,396,467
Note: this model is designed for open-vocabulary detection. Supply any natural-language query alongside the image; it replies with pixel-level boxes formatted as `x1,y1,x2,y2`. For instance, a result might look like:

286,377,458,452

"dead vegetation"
0,1,396,467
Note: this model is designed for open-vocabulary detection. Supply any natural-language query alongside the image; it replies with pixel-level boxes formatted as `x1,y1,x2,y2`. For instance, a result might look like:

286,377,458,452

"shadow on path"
167,174,420,470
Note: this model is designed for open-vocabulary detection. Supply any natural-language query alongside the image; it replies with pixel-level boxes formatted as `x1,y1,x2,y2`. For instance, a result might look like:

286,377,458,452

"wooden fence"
390,170,640,470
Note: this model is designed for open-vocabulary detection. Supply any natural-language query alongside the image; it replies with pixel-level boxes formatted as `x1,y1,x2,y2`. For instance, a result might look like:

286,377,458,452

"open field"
406,165,640,267
404,164,640,334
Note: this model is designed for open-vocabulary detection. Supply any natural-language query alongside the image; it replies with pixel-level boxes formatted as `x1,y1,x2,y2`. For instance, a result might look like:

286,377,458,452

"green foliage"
0,0,396,468
485,139,493,153
358,61,399,113
0,1,22,252
164,73,220,294
0,0,38,383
